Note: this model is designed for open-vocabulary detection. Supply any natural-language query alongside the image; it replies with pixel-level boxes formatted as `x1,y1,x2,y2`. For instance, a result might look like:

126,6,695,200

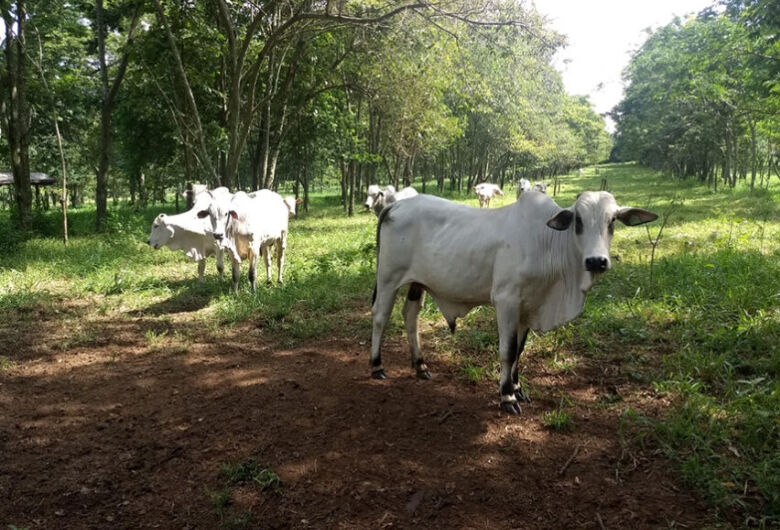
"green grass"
1,164,778,522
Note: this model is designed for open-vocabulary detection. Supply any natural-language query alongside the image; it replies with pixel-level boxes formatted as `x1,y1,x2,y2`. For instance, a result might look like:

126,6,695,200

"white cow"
148,187,232,280
516,178,532,197
213,190,294,292
364,184,418,217
369,191,657,414
473,182,504,208
532,182,548,194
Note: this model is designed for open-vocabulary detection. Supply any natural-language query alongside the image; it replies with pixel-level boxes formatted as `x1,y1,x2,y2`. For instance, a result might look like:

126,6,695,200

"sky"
533,0,716,131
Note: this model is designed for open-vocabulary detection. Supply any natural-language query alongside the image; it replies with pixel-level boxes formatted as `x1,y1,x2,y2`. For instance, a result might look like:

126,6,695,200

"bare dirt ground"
0,297,715,529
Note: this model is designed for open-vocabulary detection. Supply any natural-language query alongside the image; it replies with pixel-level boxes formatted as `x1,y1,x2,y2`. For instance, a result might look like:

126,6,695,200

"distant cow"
213,190,295,292
579,168,584,176
148,187,232,280
532,182,548,194
369,191,657,413
516,178,532,197
472,182,504,208
364,184,418,217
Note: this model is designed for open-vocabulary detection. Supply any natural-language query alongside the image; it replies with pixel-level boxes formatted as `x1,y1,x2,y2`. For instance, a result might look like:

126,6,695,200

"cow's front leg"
496,305,522,414
216,249,225,279
231,261,241,293
402,283,430,379
197,258,206,281
512,328,531,402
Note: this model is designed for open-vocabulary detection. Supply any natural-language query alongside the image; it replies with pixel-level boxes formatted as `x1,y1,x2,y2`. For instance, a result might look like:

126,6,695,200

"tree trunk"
95,0,140,231
1,0,32,229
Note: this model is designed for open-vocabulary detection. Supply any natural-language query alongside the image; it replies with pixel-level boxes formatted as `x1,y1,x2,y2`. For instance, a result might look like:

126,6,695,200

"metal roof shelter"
0,172,56,186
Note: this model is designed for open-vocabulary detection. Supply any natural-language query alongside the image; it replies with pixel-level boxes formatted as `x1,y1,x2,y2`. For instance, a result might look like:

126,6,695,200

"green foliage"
220,458,282,491
543,394,575,432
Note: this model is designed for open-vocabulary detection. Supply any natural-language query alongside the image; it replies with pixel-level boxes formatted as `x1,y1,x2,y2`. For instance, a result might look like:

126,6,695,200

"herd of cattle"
147,181,657,413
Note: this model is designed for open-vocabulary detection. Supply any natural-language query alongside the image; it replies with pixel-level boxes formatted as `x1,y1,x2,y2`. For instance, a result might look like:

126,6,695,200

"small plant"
206,487,232,520
220,458,282,491
543,394,575,432
645,197,682,282
145,329,168,352
456,363,486,383
0,355,16,373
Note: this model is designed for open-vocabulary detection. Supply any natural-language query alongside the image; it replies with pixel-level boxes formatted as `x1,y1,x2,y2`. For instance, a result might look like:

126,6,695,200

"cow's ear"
546,209,574,231
616,207,658,226
197,210,209,219
229,210,238,220
296,198,302,204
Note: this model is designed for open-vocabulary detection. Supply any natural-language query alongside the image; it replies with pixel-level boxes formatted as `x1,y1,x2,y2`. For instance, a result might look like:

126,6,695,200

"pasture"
1,163,778,528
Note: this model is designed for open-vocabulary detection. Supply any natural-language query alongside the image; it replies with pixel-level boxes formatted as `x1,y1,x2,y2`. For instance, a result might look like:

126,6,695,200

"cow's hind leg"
263,246,273,284
370,282,398,380
512,328,531,402
276,232,287,284
231,260,241,293
248,251,259,293
496,305,522,414
403,282,430,379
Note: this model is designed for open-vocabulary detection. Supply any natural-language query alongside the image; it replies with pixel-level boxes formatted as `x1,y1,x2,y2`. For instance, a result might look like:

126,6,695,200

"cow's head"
284,197,303,217
546,191,657,273
365,184,383,211
195,189,233,241
148,213,174,249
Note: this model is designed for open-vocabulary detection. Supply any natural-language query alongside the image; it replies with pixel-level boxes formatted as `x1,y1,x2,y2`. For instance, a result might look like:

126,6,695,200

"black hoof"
515,388,532,403
500,401,522,415
416,370,431,380
371,369,387,380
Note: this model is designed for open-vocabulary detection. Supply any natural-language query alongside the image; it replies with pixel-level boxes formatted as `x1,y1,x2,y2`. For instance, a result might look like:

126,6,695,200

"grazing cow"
364,184,419,217
214,190,294,292
148,187,232,280
472,182,504,208
369,191,657,413
579,168,584,177
532,182,548,194
516,178,532,197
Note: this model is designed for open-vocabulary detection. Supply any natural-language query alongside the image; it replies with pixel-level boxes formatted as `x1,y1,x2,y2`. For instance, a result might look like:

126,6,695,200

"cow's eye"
575,214,583,235
197,210,209,219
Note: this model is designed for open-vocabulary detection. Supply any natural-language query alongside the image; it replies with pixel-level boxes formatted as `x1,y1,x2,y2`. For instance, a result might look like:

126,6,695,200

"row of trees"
611,0,779,190
1,0,612,231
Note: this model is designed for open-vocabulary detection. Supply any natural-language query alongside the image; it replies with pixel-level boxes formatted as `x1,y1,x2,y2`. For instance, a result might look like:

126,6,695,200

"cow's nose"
585,256,609,272
147,240,151,246
213,233,223,241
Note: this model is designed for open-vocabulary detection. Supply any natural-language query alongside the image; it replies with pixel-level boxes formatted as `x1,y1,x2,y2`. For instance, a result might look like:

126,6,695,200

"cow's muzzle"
585,256,609,273
213,233,224,241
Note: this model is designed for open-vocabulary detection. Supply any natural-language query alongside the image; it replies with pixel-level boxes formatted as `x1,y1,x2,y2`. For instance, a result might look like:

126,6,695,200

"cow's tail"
373,202,395,307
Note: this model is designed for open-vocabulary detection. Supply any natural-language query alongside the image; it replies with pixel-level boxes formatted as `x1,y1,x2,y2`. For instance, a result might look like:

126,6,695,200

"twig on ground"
558,443,582,476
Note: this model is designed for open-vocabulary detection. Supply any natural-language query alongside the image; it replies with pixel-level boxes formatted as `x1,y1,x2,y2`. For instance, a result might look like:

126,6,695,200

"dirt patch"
1,307,714,529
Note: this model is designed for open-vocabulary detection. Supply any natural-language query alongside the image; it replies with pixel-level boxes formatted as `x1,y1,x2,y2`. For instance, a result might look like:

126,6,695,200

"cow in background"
473,182,504,208
364,184,419,217
516,178,532,197
148,187,232,281
215,190,296,292
369,191,657,413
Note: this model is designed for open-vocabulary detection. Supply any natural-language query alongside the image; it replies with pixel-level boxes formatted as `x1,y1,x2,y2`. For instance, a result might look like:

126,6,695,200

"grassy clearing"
0,163,778,523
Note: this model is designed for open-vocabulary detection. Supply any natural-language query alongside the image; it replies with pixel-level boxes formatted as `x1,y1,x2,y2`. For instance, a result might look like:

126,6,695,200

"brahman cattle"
516,178,532,197
473,182,504,208
369,191,657,413
364,184,419,217
211,190,295,292
148,187,232,280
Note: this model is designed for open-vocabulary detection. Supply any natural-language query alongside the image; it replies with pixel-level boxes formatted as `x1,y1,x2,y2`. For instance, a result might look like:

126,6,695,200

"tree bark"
95,0,140,231
1,0,32,229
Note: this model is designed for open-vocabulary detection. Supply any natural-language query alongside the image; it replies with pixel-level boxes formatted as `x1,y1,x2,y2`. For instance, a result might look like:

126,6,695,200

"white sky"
533,0,716,132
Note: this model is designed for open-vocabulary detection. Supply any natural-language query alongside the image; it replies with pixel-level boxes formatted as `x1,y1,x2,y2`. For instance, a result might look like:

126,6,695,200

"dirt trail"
0,305,713,529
